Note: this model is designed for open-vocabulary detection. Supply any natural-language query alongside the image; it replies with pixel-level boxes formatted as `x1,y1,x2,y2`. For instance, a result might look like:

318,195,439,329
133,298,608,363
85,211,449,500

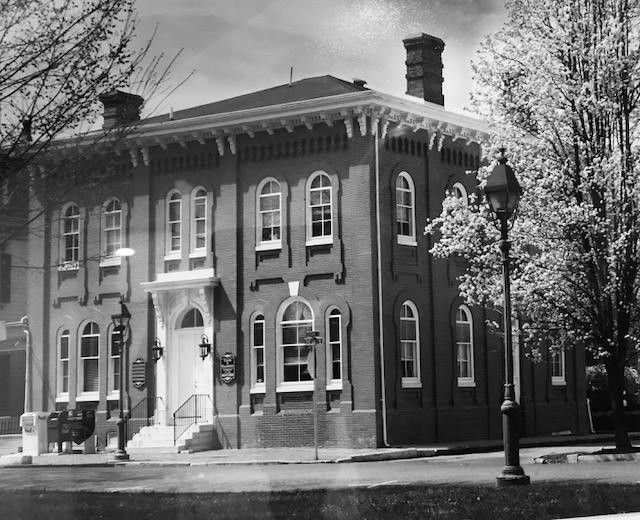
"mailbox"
20,412,48,456
47,411,69,453
67,409,96,445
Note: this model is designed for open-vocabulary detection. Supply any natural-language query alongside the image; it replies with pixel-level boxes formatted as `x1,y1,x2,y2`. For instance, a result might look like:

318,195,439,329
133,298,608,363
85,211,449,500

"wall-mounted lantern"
198,334,211,360
152,337,163,363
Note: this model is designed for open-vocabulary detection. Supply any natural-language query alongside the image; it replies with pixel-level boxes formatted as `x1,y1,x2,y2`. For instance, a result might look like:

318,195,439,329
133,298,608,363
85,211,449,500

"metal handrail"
173,394,211,444
126,396,165,440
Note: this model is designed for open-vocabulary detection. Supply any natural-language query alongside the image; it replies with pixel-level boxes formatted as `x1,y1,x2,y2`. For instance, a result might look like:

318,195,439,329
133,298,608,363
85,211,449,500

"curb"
533,452,640,464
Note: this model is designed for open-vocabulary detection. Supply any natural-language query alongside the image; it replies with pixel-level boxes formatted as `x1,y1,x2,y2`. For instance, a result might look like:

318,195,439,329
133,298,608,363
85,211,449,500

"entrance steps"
127,423,217,453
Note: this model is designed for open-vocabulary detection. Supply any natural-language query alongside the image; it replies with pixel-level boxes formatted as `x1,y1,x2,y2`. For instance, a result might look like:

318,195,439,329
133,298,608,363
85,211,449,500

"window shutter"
0,253,10,303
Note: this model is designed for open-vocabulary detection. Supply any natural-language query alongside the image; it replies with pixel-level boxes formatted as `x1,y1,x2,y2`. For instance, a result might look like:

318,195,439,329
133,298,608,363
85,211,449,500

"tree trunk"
606,362,632,452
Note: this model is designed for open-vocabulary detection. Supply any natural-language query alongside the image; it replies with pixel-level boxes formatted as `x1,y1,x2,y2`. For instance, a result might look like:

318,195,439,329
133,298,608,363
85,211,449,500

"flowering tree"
426,0,640,451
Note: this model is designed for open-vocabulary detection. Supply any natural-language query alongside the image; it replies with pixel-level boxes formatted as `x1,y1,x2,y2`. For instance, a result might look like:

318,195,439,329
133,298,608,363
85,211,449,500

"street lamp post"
111,298,131,461
484,149,530,487
304,330,322,461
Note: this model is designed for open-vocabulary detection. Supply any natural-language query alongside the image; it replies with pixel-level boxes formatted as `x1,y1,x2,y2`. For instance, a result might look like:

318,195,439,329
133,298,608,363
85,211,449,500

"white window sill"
255,242,282,252
551,378,566,386
250,386,266,395
402,378,422,389
55,394,69,403
326,382,343,391
306,236,333,247
99,256,121,268
164,253,181,261
457,379,476,388
58,261,79,272
189,250,207,259
76,392,99,402
276,383,314,393
397,236,417,247
107,392,120,400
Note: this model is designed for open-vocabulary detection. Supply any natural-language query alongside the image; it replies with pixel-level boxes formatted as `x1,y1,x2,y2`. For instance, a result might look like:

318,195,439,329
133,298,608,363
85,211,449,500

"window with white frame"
63,203,79,263
191,188,207,255
400,301,421,387
109,328,121,394
58,329,70,396
396,173,416,245
257,178,281,250
306,172,332,245
279,300,313,387
103,199,121,260
327,308,342,389
551,348,566,385
167,191,182,256
251,314,265,391
452,182,468,206
456,305,475,386
80,322,100,394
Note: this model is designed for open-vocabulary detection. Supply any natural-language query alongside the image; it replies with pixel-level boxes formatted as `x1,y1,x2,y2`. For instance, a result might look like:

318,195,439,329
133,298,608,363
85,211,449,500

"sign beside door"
220,352,235,384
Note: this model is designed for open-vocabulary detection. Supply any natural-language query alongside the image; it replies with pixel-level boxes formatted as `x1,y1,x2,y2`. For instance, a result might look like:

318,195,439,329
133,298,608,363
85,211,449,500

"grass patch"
2,483,640,519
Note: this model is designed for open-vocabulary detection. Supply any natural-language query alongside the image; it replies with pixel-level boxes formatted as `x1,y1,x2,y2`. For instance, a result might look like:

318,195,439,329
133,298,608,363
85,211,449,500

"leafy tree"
0,0,183,247
426,0,640,450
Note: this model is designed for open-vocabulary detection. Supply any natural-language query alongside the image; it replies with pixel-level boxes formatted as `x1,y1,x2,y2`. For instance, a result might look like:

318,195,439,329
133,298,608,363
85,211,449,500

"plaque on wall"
220,352,235,384
132,358,146,389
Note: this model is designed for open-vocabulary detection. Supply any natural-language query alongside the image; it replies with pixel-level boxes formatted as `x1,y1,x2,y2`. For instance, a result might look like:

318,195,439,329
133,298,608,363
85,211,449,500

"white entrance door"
171,328,212,416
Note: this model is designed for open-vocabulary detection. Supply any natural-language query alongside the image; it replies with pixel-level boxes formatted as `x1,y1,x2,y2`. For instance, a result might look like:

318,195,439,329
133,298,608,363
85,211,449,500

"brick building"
25,34,587,449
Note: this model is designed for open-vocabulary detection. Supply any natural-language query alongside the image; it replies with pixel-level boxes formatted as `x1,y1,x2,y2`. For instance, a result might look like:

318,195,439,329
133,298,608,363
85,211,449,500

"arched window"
256,178,281,250
452,182,468,206
191,188,207,255
279,300,313,387
251,314,265,391
551,348,566,385
166,191,182,256
63,203,79,263
327,308,342,389
57,329,70,396
396,173,416,246
180,308,204,328
400,301,421,387
109,327,121,394
103,199,122,263
456,305,475,386
80,322,100,394
306,172,333,245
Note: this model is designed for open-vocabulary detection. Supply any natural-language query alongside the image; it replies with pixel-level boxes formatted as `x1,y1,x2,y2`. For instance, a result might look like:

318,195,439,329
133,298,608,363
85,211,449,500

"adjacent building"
24,34,588,449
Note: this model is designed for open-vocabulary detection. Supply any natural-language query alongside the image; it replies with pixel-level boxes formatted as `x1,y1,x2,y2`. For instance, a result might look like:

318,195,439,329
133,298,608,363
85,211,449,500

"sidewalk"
1,431,638,467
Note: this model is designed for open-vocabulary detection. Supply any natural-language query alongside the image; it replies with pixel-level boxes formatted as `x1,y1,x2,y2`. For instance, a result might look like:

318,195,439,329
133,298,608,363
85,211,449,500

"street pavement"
0,446,639,493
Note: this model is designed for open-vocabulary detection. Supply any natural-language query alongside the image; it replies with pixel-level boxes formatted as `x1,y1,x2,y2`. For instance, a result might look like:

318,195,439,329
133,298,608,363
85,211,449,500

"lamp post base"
496,466,530,487
112,450,129,461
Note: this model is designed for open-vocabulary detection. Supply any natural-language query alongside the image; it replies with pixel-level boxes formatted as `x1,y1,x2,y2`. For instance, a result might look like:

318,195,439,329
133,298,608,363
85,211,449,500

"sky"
134,0,506,118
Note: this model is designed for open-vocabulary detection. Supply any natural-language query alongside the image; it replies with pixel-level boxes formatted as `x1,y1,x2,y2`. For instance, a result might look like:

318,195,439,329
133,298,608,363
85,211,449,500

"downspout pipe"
374,129,389,447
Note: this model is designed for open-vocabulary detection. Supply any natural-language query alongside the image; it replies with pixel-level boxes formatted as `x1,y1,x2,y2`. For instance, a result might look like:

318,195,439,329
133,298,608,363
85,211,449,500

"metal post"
114,327,129,460
313,344,318,461
496,216,529,486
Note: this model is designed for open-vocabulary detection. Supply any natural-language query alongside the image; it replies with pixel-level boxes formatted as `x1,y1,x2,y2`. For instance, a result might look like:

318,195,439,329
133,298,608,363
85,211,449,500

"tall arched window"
80,322,100,394
103,198,122,259
63,203,79,263
327,308,342,389
456,305,475,386
452,182,468,206
256,178,281,250
251,313,265,391
166,191,182,256
396,173,416,246
191,187,207,255
279,300,313,387
551,348,566,386
400,301,421,387
306,172,332,245
57,329,70,396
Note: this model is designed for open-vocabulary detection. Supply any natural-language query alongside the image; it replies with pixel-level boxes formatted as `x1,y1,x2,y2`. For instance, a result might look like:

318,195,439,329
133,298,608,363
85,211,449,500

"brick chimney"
402,33,445,106
99,90,144,129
